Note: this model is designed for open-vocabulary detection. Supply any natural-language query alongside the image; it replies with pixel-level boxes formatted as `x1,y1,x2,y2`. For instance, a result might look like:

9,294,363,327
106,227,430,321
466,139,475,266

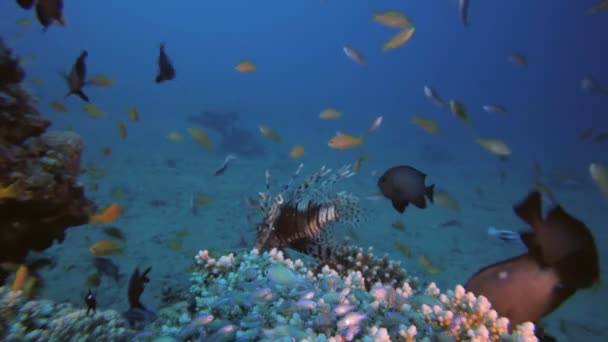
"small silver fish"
295,298,317,310
333,303,355,316
423,85,445,107
367,115,383,133
343,46,365,64
487,226,521,243
338,312,366,330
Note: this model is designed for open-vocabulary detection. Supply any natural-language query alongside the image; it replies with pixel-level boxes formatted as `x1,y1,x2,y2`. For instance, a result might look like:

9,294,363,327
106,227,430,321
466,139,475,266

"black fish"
92,257,122,283
85,289,96,315
465,190,600,330
35,0,64,31
377,165,434,213
16,0,35,10
128,266,151,310
155,43,175,83
62,50,89,102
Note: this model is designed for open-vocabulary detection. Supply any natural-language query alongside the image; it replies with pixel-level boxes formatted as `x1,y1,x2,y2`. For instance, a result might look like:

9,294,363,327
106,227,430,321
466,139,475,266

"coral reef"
0,36,95,266
186,110,266,156
159,248,536,341
0,287,135,341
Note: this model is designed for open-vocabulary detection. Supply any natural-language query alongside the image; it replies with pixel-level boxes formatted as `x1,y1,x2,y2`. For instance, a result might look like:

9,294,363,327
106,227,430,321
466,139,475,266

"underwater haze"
1,0,607,341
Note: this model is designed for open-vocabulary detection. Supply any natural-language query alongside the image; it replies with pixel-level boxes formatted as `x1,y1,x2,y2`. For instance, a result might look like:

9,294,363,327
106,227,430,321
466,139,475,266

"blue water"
1,0,607,340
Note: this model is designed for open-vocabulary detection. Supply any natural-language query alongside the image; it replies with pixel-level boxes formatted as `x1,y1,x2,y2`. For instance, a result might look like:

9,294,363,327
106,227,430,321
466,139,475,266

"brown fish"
35,0,65,31
62,50,89,102
16,0,35,9
377,165,434,213
514,191,600,289
155,43,175,83
465,190,599,330
465,253,576,329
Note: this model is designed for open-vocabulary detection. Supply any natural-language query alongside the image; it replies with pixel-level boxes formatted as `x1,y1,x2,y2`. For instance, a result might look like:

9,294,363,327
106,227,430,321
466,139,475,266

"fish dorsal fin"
514,190,543,226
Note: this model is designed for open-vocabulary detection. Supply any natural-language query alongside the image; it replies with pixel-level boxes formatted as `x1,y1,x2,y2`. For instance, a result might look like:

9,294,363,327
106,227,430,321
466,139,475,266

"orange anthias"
12,265,28,292
89,203,123,224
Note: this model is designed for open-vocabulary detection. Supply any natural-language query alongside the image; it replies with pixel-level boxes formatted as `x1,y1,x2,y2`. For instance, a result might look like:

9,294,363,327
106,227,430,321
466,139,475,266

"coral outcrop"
0,37,95,266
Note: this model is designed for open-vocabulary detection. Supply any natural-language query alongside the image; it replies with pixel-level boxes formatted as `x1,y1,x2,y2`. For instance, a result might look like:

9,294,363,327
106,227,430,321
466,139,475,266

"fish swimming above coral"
377,165,435,213
465,190,600,330
253,163,364,254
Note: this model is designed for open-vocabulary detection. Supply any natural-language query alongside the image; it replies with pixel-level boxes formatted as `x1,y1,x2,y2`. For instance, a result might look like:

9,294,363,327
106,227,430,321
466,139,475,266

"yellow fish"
235,61,256,73
289,145,305,159
319,108,342,120
50,101,68,113
0,183,19,200
166,131,183,142
411,115,439,135
449,100,471,124
590,163,608,194
383,26,415,51
117,120,127,139
83,103,106,118
328,132,363,149
259,125,282,142
475,138,511,158
128,106,139,122
88,74,114,87
187,127,212,149
433,190,460,211
89,240,123,256
372,10,411,29
418,255,441,275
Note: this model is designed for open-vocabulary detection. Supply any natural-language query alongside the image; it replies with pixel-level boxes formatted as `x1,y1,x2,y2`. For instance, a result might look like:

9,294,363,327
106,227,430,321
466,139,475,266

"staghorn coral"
0,36,95,267
0,286,136,341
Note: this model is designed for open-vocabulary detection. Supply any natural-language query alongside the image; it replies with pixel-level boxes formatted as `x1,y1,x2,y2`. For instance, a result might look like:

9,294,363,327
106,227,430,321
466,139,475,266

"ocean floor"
29,147,608,341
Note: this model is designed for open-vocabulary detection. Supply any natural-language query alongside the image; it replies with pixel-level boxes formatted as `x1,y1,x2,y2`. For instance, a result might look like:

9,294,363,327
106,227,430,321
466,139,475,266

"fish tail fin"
425,184,435,203
514,190,543,225
487,226,499,237
69,89,89,102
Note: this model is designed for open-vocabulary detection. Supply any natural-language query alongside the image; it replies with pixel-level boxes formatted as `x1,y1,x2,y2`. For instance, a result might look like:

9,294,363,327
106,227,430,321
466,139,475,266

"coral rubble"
0,37,95,266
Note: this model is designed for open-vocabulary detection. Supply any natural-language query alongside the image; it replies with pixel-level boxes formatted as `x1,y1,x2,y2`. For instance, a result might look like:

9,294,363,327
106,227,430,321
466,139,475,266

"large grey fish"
377,165,434,213
465,190,600,330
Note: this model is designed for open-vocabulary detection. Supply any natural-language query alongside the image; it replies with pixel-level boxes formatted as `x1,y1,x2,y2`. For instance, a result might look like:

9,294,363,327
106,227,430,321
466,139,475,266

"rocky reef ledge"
0,37,95,267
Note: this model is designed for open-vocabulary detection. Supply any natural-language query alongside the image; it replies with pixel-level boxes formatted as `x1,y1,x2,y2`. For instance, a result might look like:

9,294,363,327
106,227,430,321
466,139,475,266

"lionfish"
253,163,364,260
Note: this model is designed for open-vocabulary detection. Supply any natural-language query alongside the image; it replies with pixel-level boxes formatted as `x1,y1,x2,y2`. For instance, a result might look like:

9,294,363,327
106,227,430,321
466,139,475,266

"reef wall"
0,37,95,266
